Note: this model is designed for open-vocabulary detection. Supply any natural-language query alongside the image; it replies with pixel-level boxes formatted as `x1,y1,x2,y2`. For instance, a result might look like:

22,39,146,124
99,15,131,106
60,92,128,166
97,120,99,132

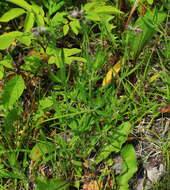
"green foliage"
0,65,4,79
95,122,132,164
127,10,166,58
0,8,25,22
24,12,35,32
7,0,32,11
0,0,169,189
30,141,55,162
4,108,19,134
0,0,44,32
35,176,69,190
48,48,86,67
0,31,23,50
117,145,138,190
2,75,25,110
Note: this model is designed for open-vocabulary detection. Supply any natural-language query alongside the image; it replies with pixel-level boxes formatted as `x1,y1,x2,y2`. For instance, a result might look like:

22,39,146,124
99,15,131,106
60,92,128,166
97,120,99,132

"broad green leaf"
2,75,25,109
7,0,32,11
0,56,13,69
64,48,81,57
39,7,45,17
48,56,58,66
30,142,55,162
48,48,85,67
86,13,101,21
64,48,86,64
83,2,99,12
36,14,45,26
31,4,41,14
17,35,32,46
0,65,4,79
69,20,81,35
51,12,68,26
95,122,132,164
117,145,138,190
4,108,19,134
35,176,69,190
0,31,23,50
94,6,123,14
65,56,87,65
0,8,25,22
49,1,65,16
63,24,69,36
101,14,116,33
24,12,35,32
31,4,45,26
147,0,153,4
31,3,44,16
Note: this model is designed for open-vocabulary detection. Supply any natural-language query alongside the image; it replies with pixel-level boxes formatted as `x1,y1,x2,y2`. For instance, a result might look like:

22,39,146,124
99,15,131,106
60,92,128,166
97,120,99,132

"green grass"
0,0,169,189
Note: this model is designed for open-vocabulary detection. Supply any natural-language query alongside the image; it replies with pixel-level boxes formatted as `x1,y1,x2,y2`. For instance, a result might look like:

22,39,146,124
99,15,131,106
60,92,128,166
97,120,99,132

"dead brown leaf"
159,104,170,113
83,181,103,190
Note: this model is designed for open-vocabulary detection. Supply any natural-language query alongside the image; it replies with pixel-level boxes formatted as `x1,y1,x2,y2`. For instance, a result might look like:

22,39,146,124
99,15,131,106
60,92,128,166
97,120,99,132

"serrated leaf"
95,122,132,164
0,8,25,22
117,145,138,190
7,0,32,11
69,20,81,35
0,31,23,50
24,12,35,32
63,24,69,36
2,75,25,109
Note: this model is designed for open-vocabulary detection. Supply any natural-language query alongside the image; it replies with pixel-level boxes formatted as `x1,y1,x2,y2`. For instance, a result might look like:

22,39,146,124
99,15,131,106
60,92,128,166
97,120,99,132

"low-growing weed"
0,0,169,189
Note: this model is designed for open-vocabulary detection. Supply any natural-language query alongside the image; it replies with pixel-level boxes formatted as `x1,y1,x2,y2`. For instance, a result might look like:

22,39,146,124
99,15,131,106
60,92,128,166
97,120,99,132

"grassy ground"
0,0,170,189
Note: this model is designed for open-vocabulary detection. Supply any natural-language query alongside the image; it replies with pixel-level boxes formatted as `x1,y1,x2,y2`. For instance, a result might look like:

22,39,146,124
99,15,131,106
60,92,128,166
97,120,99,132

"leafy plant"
2,75,25,110
35,176,69,190
0,0,169,189
117,144,138,190
95,122,132,164
126,9,166,58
